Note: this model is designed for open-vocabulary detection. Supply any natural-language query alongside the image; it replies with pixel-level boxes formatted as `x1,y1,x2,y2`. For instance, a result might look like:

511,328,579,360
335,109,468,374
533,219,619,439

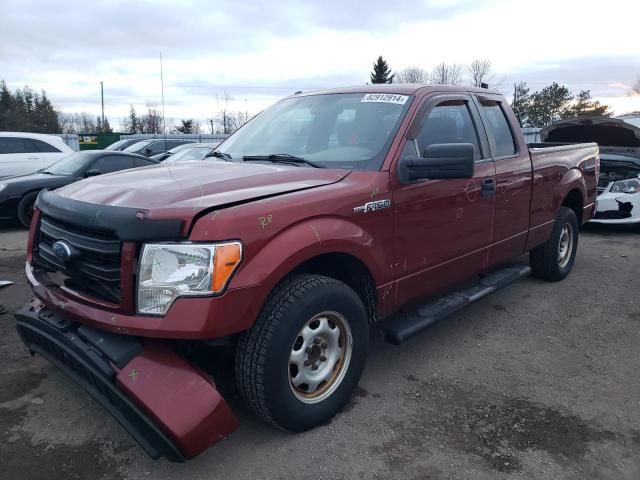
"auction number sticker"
361,93,408,104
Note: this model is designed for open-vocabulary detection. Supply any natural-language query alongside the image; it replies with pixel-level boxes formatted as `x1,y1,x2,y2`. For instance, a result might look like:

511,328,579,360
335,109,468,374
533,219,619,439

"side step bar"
384,264,531,345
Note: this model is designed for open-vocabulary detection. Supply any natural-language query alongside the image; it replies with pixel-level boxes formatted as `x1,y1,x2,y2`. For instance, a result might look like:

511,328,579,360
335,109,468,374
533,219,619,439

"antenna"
160,52,166,139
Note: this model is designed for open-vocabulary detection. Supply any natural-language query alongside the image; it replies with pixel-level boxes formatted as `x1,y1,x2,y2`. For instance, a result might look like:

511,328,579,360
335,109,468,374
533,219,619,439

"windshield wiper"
242,153,324,168
206,150,232,161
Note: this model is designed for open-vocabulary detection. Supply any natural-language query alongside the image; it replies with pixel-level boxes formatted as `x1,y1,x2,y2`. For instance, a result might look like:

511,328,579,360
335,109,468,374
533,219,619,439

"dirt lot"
1,224,639,480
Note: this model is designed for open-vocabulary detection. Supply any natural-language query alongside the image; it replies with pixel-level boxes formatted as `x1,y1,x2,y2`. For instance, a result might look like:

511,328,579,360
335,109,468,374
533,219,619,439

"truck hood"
540,117,640,150
55,161,350,218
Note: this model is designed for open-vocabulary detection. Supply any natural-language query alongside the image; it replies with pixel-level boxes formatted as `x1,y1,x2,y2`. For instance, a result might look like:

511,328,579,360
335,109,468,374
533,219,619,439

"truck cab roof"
288,83,501,99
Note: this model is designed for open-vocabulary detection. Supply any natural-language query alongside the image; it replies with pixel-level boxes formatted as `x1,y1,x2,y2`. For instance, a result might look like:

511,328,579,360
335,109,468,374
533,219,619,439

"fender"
232,215,385,309
556,167,586,211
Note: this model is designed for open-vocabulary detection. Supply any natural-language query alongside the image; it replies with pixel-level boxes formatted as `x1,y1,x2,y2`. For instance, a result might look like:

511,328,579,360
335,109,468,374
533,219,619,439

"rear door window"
481,103,516,157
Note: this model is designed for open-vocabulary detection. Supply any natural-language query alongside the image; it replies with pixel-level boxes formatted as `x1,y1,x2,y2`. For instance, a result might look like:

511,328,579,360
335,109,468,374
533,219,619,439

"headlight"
137,242,242,315
0,184,6,194
611,177,640,194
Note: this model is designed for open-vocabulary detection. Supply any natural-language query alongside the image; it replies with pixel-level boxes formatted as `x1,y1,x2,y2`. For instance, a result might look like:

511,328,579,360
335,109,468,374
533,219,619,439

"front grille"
35,214,122,304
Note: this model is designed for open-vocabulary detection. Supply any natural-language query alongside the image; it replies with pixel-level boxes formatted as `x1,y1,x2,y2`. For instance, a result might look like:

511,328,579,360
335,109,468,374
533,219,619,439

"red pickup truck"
15,85,598,461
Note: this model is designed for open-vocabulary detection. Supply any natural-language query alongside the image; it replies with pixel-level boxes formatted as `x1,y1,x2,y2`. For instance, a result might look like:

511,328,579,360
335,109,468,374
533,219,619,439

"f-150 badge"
353,199,391,213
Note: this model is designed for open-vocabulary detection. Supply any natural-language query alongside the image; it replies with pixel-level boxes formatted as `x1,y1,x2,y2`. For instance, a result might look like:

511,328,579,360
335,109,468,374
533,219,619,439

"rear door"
473,94,533,265
392,93,496,307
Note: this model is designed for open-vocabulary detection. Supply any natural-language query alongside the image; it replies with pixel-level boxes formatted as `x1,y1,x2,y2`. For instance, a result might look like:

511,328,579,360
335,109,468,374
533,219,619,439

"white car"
0,132,74,179
540,117,640,227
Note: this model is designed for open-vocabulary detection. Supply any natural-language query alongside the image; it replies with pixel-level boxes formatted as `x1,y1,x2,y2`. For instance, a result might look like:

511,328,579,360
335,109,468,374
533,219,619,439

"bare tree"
58,112,97,133
395,66,430,84
215,90,234,135
140,102,163,134
467,59,505,90
633,75,640,95
468,59,492,87
430,62,464,85
212,91,251,134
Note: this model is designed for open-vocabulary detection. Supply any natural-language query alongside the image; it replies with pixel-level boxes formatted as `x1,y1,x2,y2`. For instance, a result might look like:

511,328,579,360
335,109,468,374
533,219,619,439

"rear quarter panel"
526,143,598,249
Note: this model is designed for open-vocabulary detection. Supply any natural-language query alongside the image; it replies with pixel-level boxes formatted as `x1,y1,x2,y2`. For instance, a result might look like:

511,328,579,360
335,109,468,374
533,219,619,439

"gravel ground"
1,223,639,480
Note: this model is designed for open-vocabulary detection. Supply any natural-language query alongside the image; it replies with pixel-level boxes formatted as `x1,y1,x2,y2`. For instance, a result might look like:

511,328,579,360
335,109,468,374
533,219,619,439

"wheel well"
291,253,378,324
562,189,583,224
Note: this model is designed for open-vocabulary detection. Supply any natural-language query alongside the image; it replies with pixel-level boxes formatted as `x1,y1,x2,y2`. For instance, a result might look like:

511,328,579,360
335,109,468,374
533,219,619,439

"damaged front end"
593,157,640,223
15,299,238,461
540,116,640,225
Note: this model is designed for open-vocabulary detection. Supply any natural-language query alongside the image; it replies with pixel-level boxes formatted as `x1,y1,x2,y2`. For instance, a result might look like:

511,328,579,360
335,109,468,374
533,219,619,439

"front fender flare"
232,216,382,307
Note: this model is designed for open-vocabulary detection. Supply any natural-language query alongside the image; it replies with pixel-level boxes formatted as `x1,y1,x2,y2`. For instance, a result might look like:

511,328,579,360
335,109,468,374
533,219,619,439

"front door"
392,94,496,307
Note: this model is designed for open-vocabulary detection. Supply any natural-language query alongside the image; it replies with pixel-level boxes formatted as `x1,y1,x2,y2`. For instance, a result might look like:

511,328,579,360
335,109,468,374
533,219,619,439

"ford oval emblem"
52,240,72,261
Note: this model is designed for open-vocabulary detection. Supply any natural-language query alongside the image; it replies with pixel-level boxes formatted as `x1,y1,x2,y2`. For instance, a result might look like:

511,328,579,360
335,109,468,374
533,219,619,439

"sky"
1,0,639,130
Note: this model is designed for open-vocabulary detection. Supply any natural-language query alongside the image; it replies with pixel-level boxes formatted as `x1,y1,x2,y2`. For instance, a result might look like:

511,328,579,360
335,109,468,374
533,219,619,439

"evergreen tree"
561,90,612,118
511,82,531,127
0,81,12,130
370,56,394,84
36,91,59,132
102,117,113,133
527,82,573,127
126,105,139,134
176,119,194,134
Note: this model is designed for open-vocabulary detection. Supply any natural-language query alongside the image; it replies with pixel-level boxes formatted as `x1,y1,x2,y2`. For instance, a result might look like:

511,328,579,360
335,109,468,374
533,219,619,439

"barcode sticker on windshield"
361,93,408,104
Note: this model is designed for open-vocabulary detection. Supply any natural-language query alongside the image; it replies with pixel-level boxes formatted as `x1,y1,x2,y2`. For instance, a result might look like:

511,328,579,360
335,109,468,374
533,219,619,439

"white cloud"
1,0,639,121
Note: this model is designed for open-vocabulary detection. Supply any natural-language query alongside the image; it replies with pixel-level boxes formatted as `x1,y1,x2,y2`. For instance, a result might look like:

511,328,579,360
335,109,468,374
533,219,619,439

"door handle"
480,178,496,198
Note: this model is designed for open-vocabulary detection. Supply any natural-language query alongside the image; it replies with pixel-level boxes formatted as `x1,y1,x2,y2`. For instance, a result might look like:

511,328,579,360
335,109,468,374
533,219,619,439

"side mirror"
144,148,152,156
84,169,102,177
398,143,475,183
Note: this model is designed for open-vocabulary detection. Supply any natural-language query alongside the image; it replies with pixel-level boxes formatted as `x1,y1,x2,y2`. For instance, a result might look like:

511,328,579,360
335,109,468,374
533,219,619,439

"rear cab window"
479,102,516,157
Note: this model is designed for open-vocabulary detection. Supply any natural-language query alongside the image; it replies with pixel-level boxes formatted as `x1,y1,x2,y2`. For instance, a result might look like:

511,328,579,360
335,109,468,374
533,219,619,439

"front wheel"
17,191,39,229
530,206,579,281
235,274,369,431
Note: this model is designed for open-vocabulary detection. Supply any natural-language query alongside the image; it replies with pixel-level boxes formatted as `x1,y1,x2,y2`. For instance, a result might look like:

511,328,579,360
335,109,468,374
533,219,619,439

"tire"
530,206,579,281
235,274,369,431
17,191,39,229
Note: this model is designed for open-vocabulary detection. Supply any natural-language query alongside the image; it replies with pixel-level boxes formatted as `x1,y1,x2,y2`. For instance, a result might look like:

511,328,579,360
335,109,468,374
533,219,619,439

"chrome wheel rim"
288,311,353,404
558,224,574,268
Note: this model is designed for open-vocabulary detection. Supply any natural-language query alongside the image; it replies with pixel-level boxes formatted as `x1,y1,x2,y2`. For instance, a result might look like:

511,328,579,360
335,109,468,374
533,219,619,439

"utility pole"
160,53,166,136
100,81,105,132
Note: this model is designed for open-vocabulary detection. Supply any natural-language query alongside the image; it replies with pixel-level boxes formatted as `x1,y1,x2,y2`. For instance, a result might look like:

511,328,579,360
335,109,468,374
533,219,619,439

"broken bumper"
592,193,640,224
14,298,238,461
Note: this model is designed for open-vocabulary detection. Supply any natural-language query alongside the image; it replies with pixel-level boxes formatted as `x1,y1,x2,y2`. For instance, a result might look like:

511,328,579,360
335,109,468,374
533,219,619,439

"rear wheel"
235,274,369,431
530,206,579,281
17,191,39,229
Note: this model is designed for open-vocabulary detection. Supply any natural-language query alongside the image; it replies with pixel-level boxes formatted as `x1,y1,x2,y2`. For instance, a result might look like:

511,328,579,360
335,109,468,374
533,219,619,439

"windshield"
165,147,212,163
620,116,640,128
220,92,412,171
124,140,153,152
43,152,92,175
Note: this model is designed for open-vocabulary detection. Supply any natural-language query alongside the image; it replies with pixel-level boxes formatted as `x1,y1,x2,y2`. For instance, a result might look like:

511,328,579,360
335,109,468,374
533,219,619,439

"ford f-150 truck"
15,85,598,461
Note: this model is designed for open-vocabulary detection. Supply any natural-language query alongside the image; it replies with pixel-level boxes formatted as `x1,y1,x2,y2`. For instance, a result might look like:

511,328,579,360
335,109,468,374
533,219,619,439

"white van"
0,132,74,179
